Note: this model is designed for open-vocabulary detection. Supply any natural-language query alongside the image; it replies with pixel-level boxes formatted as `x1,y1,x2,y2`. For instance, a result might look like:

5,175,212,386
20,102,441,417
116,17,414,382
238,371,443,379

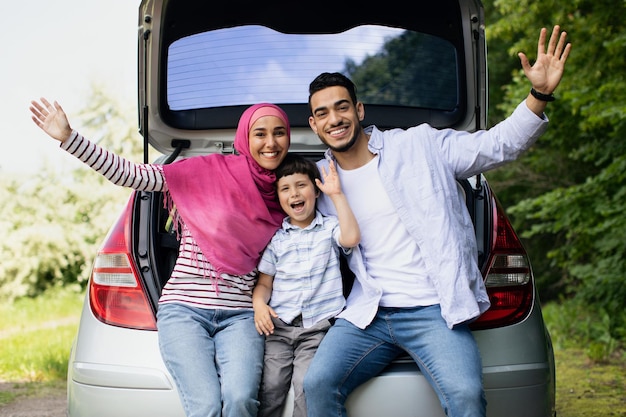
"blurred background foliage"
0,87,141,300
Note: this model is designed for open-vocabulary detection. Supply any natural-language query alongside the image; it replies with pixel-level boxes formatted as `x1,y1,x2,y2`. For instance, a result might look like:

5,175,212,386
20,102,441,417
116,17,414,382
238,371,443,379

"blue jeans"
157,303,264,417
303,305,486,417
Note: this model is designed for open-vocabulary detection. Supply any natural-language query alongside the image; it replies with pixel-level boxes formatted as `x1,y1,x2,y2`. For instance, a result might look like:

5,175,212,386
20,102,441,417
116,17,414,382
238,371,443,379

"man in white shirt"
303,26,571,417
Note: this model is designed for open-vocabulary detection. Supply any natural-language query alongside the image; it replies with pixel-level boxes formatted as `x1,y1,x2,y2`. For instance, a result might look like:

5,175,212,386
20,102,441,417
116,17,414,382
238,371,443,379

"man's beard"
320,125,360,153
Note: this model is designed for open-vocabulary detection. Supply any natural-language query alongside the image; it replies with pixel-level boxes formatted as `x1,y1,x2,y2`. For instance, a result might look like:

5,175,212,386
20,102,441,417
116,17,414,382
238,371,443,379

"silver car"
66,0,556,416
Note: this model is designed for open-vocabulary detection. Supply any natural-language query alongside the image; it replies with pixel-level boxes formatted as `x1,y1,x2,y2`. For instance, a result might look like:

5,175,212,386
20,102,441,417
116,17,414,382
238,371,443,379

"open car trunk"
133,0,488,308
136,0,487,158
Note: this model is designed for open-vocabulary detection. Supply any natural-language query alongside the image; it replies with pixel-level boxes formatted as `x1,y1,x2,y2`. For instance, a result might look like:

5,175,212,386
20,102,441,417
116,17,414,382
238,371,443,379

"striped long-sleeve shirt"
62,131,257,310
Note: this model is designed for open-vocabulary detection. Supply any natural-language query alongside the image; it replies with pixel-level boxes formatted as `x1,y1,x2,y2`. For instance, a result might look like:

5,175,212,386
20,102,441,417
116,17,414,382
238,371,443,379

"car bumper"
68,298,554,417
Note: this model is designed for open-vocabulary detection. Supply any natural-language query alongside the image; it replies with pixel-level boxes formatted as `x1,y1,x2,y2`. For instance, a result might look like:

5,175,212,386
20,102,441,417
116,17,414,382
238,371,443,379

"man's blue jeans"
303,305,486,417
157,303,264,417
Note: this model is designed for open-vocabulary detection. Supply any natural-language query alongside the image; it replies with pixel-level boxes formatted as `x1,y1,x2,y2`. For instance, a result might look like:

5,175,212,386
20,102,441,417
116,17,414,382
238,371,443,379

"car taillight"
89,195,157,330
470,195,533,330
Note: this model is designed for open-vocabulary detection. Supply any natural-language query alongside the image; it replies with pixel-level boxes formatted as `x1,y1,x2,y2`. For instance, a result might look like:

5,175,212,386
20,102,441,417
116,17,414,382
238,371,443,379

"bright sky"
0,0,138,175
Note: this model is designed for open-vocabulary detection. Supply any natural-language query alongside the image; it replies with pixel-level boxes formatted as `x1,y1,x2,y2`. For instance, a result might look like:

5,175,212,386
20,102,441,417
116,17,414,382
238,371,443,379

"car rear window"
166,25,458,113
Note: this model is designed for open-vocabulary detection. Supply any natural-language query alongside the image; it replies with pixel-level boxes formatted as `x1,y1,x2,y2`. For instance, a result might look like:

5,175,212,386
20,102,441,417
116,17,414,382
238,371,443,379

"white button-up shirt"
257,211,348,328
317,101,548,329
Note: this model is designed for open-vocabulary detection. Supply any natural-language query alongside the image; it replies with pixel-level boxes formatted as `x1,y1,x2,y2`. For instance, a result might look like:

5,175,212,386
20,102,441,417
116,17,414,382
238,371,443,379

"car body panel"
67,293,184,417
68,288,553,416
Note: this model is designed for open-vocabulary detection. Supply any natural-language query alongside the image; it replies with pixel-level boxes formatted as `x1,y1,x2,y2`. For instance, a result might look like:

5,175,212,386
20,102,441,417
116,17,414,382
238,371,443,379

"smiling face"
248,115,290,171
276,172,319,228
308,86,366,153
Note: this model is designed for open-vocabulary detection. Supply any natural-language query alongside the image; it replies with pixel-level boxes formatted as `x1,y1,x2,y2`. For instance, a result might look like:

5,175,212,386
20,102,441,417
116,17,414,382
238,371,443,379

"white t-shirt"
336,156,439,307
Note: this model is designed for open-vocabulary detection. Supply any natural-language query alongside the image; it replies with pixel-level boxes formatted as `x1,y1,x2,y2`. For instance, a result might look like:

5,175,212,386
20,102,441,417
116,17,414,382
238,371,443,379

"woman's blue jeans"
157,303,264,417
303,305,486,417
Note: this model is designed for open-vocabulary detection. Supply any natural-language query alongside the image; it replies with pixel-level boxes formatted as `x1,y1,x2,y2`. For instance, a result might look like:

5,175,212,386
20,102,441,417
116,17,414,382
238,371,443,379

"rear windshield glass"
166,25,458,112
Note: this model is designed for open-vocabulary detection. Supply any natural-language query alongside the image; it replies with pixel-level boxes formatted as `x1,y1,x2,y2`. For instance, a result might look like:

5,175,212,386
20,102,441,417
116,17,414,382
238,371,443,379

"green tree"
483,0,626,336
0,85,152,300
346,31,458,110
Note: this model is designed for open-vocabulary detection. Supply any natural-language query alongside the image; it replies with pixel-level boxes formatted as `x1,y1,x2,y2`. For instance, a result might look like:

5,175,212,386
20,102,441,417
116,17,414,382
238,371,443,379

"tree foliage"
0,86,148,300
345,31,458,110
482,0,626,334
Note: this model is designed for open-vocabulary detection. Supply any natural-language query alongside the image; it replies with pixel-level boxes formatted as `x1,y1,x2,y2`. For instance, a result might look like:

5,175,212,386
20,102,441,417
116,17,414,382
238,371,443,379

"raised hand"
30,98,73,142
315,160,342,197
519,25,572,95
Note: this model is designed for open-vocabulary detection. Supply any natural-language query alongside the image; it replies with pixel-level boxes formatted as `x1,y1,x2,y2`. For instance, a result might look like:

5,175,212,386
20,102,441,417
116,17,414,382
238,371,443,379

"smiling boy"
252,153,360,417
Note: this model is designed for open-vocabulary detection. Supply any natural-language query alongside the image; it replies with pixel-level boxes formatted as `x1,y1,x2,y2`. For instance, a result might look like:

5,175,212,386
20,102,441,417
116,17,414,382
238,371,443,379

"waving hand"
30,98,73,143
519,25,572,96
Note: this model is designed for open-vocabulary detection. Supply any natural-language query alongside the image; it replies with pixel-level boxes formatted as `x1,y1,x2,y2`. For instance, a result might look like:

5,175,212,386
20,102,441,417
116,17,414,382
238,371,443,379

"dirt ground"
0,383,66,417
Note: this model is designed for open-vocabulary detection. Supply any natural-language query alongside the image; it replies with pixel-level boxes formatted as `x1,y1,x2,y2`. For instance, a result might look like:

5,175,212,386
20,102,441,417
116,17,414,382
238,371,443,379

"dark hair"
275,153,321,192
308,72,358,113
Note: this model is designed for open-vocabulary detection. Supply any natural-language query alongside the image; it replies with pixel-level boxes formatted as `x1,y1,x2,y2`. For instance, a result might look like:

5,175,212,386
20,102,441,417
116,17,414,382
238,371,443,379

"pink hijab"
162,103,290,276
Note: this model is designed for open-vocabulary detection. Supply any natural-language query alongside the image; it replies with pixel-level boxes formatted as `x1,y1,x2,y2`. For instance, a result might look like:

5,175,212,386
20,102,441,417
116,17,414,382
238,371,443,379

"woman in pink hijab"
30,98,291,417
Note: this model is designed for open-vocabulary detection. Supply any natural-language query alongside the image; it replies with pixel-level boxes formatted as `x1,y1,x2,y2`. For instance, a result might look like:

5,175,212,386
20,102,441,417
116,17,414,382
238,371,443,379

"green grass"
0,380,66,407
554,347,626,416
0,287,84,383
542,300,626,416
